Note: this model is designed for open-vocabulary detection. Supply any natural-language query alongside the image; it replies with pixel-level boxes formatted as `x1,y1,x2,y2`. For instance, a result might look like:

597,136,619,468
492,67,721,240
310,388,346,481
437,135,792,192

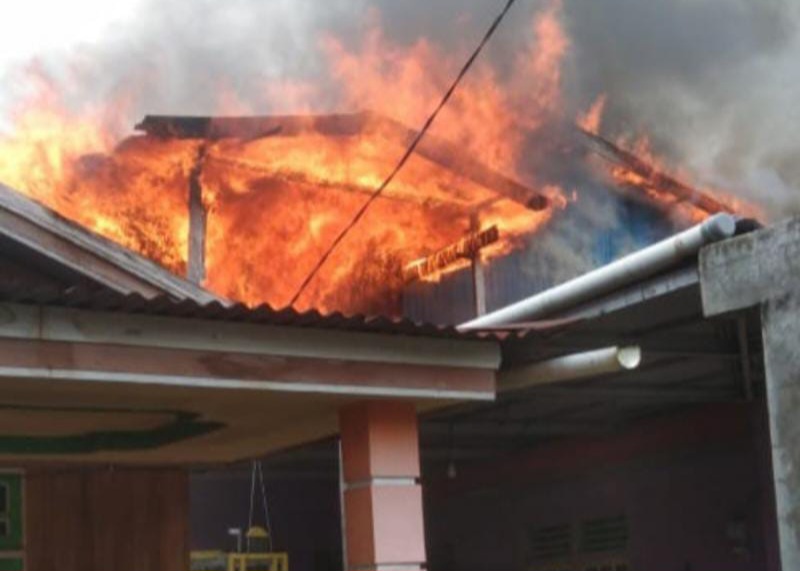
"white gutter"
499,346,642,392
459,213,736,331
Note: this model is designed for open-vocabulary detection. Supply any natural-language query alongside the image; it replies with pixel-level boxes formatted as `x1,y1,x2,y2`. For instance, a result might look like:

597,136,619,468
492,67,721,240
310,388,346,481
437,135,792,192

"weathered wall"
424,402,773,571
25,467,189,571
403,196,675,324
189,403,777,571
700,216,800,570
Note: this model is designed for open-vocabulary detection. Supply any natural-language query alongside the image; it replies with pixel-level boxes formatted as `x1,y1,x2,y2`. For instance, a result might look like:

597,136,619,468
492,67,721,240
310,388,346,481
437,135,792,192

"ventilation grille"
580,515,629,554
530,523,573,561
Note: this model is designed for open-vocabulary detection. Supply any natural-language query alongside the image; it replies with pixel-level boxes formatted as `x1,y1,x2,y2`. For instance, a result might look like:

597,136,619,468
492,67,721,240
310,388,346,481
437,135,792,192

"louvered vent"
580,515,629,554
530,523,573,561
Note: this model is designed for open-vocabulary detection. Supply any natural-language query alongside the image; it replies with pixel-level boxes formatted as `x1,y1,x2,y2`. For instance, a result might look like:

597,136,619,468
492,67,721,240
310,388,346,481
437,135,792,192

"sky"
0,0,798,215
0,0,142,70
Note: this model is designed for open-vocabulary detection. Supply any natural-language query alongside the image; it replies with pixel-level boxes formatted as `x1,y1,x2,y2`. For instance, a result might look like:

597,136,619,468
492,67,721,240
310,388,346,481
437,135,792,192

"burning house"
0,0,798,570
0,102,795,571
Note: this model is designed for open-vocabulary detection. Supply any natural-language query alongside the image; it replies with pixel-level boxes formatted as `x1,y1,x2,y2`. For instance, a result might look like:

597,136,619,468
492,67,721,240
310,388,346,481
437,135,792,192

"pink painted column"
339,401,426,571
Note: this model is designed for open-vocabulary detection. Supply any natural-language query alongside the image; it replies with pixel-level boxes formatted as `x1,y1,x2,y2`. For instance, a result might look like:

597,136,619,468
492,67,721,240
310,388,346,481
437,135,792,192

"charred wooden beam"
371,113,549,211
187,144,208,285
403,225,499,284
135,112,549,211
578,126,729,214
469,214,487,317
135,113,363,140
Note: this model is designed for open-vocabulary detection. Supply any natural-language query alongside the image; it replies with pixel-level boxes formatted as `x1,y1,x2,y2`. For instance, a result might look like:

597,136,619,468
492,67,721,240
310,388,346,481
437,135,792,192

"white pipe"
499,346,642,392
458,213,736,331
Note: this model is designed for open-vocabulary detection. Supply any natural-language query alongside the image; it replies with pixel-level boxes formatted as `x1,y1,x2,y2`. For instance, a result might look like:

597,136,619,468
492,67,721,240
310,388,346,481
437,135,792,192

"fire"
0,2,572,316
577,94,606,135
576,95,761,224
0,68,191,271
0,0,759,317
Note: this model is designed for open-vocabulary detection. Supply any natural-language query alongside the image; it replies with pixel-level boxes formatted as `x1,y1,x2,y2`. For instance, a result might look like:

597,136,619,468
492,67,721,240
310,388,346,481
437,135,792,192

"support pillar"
761,293,800,570
700,216,800,570
339,401,426,571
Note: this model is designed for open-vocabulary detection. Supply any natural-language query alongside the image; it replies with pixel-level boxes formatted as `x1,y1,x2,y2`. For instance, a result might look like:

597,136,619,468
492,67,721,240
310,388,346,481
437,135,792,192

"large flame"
0,1,750,316
0,3,570,315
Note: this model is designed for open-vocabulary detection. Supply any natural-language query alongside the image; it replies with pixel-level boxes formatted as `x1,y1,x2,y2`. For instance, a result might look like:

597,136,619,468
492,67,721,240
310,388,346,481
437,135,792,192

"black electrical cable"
289,0,520,306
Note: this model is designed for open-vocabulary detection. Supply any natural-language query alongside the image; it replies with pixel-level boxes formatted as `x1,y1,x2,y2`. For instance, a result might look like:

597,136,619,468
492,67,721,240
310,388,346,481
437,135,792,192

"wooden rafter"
578,126,729,214
135,111,549,211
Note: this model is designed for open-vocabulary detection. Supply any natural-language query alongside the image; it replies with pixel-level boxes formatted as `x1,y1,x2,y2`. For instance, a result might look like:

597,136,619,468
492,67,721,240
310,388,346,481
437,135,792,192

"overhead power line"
289,0,521,306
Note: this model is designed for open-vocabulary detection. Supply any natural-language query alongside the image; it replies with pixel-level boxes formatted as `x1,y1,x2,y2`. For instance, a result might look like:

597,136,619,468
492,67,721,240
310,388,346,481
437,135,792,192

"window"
528,515,630,571
530,523,573,562
579,515,629,554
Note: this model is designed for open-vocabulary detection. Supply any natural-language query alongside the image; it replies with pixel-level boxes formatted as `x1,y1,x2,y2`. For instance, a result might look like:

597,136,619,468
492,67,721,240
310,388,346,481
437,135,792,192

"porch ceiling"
420,264,763,466
0,301,499,465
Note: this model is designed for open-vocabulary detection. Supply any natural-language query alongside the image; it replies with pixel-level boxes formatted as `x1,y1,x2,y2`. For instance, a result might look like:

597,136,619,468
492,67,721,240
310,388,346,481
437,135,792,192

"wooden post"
470,215,487,317
187,144,208,285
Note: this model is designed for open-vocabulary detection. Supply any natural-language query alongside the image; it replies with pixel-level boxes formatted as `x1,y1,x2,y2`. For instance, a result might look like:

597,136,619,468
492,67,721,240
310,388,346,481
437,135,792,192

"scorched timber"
187,143,208,285
135,112,549,211
578,127,729,214
403,225,499,283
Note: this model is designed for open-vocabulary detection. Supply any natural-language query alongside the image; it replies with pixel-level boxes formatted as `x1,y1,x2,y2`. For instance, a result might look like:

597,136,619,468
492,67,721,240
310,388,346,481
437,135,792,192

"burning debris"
403,225,499,283
579,127,730,217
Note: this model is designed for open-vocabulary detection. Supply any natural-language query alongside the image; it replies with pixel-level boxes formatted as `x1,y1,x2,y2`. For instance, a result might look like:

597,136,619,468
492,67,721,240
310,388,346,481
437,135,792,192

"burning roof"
0,181,220,303
0,107,749,319
0,0,760,320
0,109,573,316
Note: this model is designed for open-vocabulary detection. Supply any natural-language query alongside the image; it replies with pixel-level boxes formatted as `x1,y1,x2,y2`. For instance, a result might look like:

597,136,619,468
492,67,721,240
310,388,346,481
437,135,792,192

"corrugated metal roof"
0,281,487,340
0,182,224,304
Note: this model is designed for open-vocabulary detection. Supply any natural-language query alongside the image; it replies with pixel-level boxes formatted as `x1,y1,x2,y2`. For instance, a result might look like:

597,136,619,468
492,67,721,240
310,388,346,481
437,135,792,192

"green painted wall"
0,473,23,570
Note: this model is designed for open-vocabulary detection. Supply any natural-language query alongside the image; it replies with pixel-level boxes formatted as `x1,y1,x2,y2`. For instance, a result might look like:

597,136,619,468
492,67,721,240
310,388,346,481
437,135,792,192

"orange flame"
577,94,606,135
577,93,760,224
0,3,573,315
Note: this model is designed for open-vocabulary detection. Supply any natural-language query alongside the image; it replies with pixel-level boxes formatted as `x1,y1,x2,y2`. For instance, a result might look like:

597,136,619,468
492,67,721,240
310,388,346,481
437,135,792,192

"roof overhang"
0,302,499,464
0,182,222,303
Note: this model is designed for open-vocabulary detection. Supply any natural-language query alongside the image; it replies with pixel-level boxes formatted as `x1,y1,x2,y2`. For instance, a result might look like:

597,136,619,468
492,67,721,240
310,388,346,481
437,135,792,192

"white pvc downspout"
458,213,736,331
498,346,642,392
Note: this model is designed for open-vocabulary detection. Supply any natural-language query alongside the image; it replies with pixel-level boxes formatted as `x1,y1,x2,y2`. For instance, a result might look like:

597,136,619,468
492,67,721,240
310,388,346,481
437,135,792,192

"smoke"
563,0,800,217
1,0,798,216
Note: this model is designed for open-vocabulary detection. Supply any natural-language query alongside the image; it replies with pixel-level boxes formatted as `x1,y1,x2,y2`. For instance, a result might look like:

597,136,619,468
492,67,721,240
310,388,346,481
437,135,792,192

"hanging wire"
247,460,257,552
257,460,274,552
247,460,275,552
288,0,521,306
